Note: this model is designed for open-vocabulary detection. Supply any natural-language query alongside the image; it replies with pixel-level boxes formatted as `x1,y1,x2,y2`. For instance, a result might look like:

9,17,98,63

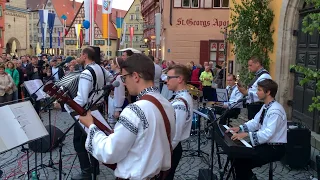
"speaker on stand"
29,125,65,153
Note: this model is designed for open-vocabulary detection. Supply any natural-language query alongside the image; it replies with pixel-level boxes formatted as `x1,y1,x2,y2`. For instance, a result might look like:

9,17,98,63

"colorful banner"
39,9,49,49
75,24,81,49
58,31,61,47
129,26,134,46
120,21,127,46
48,12,56,48
102,0,113,38
116,17,123,39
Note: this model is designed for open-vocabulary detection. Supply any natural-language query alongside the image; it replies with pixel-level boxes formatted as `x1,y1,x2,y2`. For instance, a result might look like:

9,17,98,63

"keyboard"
214,124,254,158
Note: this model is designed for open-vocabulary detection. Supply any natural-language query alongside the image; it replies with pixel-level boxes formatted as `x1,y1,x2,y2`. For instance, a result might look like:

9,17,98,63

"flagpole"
91,0,94,46
108,13,110,60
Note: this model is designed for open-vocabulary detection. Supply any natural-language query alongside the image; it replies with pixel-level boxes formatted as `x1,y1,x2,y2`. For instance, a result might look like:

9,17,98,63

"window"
135,6,140,12
106,51,112,56
209,41,225,64
212,0,229,7
175,0,229,8
136,14,140,20
135,36,140,42
182,0,199,8
0,6,3,17
130,15,135,20
135,25,139,30
107,40,111,46
125,35,129,42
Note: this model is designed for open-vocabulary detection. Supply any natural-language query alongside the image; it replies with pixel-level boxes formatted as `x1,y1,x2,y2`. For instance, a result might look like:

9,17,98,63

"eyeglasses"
166,76,179,80
120,73,132,83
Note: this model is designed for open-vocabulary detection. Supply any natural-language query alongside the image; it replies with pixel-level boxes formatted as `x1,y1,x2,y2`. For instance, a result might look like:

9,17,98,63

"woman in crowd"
0,63,15,105
107,57,128,128
5,61,19,101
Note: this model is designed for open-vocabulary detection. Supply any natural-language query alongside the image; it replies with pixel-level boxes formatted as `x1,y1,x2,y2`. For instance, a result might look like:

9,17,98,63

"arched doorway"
277,0,320,132
5,37,21,57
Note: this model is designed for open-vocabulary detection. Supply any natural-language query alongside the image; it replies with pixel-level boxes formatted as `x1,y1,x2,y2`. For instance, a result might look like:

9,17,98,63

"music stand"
0,100,48,179
184,109,210,160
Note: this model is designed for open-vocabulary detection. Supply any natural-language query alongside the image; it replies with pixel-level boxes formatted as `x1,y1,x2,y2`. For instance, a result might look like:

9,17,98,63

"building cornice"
6,5,29,13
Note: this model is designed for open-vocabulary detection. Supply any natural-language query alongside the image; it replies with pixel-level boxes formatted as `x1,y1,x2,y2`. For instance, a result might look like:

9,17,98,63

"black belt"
248,102,264,105
267,143,285,146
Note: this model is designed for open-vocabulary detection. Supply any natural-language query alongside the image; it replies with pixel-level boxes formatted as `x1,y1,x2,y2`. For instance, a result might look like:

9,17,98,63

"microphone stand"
206,100,244,180
28,66,63,178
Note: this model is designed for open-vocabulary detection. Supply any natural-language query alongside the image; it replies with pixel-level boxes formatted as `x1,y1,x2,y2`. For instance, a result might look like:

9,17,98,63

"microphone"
93,81,120,92
237,97,247,103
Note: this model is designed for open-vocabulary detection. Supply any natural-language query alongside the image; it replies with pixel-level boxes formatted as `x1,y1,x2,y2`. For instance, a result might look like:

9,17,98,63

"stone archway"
276,0,305,119
5,37,21,57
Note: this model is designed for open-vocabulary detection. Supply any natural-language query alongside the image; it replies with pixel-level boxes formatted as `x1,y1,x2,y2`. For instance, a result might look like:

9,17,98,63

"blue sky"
76,0,134,10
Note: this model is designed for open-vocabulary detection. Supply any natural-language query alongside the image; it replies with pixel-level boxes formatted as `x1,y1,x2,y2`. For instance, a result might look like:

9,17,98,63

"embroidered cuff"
242,124,249,132
85,124,100,154
249,132,260,146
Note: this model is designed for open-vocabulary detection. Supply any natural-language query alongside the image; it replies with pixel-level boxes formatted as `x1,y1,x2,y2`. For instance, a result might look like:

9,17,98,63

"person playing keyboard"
226,79,287,180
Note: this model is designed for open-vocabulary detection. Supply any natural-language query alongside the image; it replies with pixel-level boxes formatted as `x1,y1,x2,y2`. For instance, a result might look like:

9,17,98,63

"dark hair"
125,50,134,56
82,47,95,61
113,57,125,69
122,53,155,81
227,74,236,81
0,63,5,69
257,79,278,98
249,56,263,66
167,64,191,84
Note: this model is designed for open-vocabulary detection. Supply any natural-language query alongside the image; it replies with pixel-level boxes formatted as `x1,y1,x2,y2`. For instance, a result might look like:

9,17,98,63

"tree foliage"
227,0,274,85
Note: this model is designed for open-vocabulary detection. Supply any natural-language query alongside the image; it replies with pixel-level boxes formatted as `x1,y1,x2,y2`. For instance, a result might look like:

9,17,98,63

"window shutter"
199,40,210,65
174,0,182,7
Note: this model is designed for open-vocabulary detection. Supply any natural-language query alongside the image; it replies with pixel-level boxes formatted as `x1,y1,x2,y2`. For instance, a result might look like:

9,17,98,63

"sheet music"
24,79,47,100
223,125,252,148
0,101,48,154
9,101,48,141
0,106,29,153
74,110,112,134
216,88,228,102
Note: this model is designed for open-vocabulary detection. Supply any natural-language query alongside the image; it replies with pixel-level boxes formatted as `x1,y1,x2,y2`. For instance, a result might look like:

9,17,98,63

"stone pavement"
0,107,316,180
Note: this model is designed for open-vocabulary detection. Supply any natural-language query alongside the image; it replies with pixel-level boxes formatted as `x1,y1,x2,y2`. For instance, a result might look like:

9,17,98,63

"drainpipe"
170,0,172,26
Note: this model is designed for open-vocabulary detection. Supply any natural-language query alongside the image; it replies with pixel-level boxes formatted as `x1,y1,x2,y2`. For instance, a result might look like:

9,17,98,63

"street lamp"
144,38,148,43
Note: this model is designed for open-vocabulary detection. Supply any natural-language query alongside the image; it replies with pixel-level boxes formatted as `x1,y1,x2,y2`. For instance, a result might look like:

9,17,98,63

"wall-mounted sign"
176,18,228,28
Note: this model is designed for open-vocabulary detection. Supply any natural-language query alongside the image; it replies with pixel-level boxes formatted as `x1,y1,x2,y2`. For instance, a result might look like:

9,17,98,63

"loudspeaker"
282,122,311,169
28,125,65,153
90,46,101,65
198,169,217,180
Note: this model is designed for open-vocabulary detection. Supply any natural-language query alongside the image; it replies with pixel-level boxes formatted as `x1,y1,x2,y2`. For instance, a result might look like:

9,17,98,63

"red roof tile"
51,0,81,26
27,0,47,10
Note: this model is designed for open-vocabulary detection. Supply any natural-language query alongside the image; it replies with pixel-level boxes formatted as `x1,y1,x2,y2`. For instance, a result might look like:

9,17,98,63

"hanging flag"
48,12,56,48
120,21,127,46
94,0,98,20
80,30,84,48
129,26,134,43
58,31,61,47
102,0,113,38
39,9,49,49
84,0,90,43
75,24,82,49
116,17,124,39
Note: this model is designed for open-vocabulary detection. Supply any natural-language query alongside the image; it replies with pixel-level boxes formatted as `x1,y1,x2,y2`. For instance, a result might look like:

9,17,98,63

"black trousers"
233,144,285,180
202,86,217,101
217,108,241,125
165,142,183,180
247,103,263,120
73,105,104,171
